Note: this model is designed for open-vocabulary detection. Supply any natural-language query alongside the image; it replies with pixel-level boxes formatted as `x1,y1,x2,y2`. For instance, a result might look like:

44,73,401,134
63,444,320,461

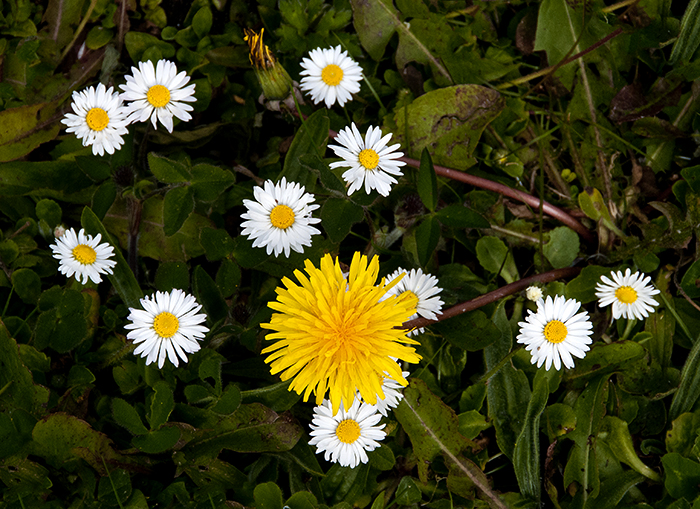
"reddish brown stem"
403,267,582,330
400,156,596,243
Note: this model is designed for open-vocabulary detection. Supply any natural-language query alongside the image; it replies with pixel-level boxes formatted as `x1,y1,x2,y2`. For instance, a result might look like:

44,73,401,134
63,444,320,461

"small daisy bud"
244,28,293,101
525,286,543,302
54,225,66,238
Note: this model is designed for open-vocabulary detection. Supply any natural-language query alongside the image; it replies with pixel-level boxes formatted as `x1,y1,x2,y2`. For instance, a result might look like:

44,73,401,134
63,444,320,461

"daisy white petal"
125,289,209,369
516,295,593,371
309,398,386,468
329,123,406,197
362,359,410,417
50,228,117,284
299,45,362,107
61,84,130,156
383,268,444,336
119,59,196,133
240,177,321,257
595,268,660,321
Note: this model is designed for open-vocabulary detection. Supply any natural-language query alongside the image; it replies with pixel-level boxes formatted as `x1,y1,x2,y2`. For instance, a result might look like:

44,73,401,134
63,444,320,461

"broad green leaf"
86,26,113,49
132,426,181,454
667,412,700,457
163,186,194,236
394,85,504,170
320,462,370,505
148,380,175,430
320,198,365,244
200,227,235,262
211,384,241,415
563,376,609,501
486,303,530,460
417,148,437,212
124,32,175,63
0,456,52,503
0,161,93,197
191,6,213,38
300,153,346,194
35,199,61,227
435,204,490,229
415,216,440,267
566,265,613,303
154,261,190,292
282,109,329,182
599,416,661,481
513,368,560,501
81,206,143,309
111,398,148,436
584,470,645,509
34,288,88,353
97,469,132,506
541,403,577,441
254,482,284,509
662,452,700,501
681,259,700,298
433,310,500,351
44,0,84,47
476,236,519,284
91,180,117,220
543,226,579,269
11,268,40,304
645,309,674,370
189,163,235,202
578,187,612,222
369,445,396,471
457,410,491,440
31,413,139,474
286,491,319,509
193,265,227,323
148,153,190,183
566,342,643,388
0,408,35,458
241,381,301,412
216,259,241,297
0,103,61,162
669,0,700,64
396,477,421,505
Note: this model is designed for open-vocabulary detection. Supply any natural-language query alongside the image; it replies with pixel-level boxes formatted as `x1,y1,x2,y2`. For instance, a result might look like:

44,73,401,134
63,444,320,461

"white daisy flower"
525,285,543,302
329,123,406,197
119,59,196,133
383,268,444,336
365,360,410,417
125,289,209,369
309,398,386,468
595,269,660,321
299,45,362,108
516,295,593,371
50,228,117,285
61,84,129,156
240,177,321,257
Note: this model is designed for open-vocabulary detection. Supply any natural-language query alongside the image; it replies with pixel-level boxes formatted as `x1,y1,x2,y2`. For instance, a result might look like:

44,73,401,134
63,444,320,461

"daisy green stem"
18,493,26,509
619,318,636,342
658,292,692,341
101,456,125,509
1,286,13,319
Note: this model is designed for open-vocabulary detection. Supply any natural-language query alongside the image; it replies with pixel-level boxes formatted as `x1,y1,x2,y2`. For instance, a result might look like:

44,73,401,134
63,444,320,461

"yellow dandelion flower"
262,252,420,414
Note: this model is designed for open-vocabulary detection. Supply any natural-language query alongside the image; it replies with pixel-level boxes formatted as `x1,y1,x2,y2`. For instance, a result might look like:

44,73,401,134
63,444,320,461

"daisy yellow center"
358,149,379,170
86,108,109,131
543,320,568,344
72,244,97,265
335,419,361,444
147,85,171,108
269,204,295,229
321,64,344,86
615,286,638,304
153,312,179,338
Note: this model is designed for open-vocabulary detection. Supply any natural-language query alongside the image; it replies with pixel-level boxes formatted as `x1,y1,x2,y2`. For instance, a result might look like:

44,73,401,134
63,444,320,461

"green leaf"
240,381,301,412
254,482,284,509
216,259,241,297
200,227,235,261
394,85,504,170
599,416,661,481
0,161,93,197
300,153,345,194
681,259,700,298
81,206,143,309
282,110,329,182
154,261,190,292
584,470,645,509
417,148,437,212
320,198,365,243
91,180,117,221
435,204,489,229
211,384,241,415
163,186,194,236
670,333,700,421
111,398,149,436
35,199,61,227
97,468,132,506
565,265,612,304
44,0,85,47
191,6,213,38
457,410,491,440
667,412,700,457
132,426,181,454
514,368,560,501
189,163,235,202
486,303,530,460
476,236,519,284
645,309,674,370
85,26,113,49
148,380,175,430
415,216,440,267
193,265,227,323
541,403,577,441
669,0,700,64
432,310,500,351
0,103,61,162
11,268,40,304
662,452,700,501
396,477,421,505
148,153,190,183
543,226,579,269
368,445,396,471
286,492,319,509
124,32,175,63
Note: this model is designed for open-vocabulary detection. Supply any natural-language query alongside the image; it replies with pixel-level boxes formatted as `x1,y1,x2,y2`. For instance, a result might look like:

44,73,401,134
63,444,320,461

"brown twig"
399,156,596,243
403,267,582,330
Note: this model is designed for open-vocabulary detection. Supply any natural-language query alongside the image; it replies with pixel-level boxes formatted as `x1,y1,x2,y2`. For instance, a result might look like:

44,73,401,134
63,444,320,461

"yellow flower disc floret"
153,312,180,338
86,108,110,131
543,320,568,344
358,149,379,170
147,85,171,108
615,286,638,304
72,244,97,265
335,419,361,444
321,64,344,86
262,252,421,415
269,204,296,229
